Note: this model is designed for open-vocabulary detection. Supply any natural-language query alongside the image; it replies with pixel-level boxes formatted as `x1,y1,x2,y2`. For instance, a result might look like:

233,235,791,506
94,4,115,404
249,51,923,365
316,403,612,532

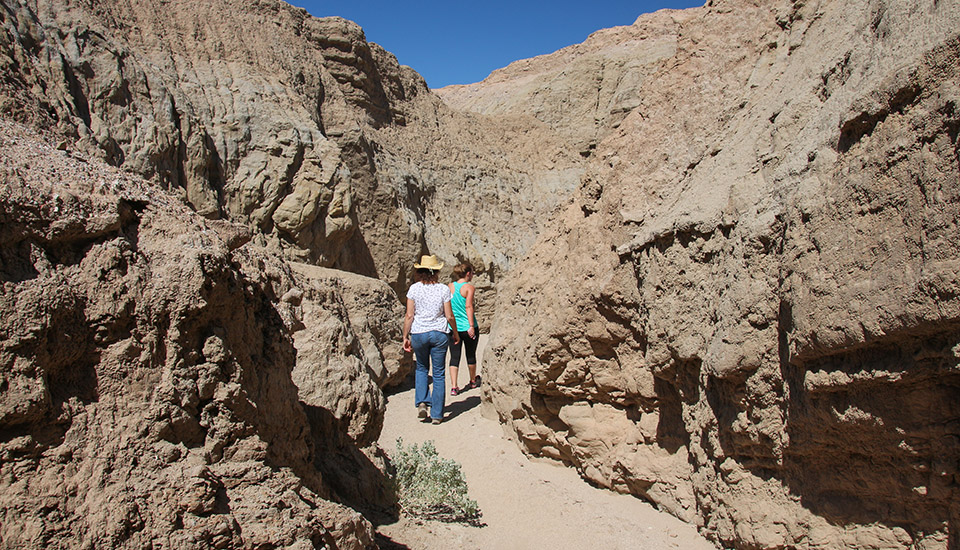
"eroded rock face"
4,0,959,546
0,0,582,302
436,8,698,158
484,0,960,547
0,0,579,545
0,119,394,549
0,0,418,275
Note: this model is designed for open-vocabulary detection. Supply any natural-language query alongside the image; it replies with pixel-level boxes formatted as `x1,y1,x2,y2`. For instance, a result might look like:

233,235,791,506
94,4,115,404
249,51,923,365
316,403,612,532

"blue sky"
287,1,703,89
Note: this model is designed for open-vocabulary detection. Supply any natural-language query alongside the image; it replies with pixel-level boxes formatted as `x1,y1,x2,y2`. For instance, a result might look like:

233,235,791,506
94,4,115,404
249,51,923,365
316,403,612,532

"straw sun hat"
413,255,444,271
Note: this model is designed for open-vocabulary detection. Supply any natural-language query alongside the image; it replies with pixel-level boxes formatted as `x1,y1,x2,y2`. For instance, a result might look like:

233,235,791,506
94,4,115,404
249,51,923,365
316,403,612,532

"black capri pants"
449,331,478,366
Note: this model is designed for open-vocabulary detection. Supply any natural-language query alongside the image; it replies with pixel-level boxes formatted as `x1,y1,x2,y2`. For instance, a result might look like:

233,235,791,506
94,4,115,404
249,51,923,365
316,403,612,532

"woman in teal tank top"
447,262,480,395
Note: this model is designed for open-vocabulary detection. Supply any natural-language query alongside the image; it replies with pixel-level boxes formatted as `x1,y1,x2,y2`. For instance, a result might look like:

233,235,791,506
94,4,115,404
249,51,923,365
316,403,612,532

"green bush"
391,438,481,524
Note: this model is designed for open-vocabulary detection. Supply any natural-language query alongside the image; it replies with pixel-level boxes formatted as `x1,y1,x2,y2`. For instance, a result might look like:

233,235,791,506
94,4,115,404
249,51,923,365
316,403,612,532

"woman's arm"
444,301,460,344
402,298,415,352
464,284,476,339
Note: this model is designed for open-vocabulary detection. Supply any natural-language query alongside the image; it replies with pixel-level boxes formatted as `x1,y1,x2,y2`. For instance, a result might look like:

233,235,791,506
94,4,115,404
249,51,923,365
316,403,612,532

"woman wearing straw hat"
402,255,460,424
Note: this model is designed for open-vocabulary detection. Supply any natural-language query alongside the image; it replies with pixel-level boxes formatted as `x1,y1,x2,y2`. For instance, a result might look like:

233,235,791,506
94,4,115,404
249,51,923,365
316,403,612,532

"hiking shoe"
417,403,428,419
463,375,482,391
450,387,460,396
431,418,442,425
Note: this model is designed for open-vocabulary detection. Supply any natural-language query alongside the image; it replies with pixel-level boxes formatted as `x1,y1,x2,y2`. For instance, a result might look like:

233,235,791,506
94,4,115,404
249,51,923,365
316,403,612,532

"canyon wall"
0,118,408,548
0,0,582,546
472,0,960,548
3,0,960,547
0,0,582,301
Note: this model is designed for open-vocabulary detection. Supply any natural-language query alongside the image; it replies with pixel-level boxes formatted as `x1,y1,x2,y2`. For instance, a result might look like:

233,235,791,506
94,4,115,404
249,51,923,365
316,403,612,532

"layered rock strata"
481,0,960,548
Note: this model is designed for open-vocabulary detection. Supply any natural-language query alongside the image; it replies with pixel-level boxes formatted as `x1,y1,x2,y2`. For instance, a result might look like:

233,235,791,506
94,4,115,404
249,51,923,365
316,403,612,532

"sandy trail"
375,336,715,550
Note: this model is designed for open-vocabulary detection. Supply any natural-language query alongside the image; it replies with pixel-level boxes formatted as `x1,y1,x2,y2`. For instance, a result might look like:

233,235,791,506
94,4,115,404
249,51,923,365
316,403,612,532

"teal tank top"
450,282,477,332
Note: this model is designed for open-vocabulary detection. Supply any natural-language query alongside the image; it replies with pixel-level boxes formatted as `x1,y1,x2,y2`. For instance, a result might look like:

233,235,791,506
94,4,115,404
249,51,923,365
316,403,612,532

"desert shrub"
391,438,481,524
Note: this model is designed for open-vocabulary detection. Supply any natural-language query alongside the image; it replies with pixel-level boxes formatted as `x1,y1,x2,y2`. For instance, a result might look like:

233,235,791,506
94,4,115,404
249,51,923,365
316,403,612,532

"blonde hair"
452,262,474,279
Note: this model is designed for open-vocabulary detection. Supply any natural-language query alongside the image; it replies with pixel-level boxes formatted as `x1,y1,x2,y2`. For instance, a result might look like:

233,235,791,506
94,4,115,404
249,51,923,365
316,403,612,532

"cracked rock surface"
481,1,960,548
2,0,960,548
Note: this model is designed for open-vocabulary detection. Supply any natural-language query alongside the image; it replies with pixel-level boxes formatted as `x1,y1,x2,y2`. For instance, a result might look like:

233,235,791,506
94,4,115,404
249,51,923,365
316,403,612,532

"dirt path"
375,336,715,550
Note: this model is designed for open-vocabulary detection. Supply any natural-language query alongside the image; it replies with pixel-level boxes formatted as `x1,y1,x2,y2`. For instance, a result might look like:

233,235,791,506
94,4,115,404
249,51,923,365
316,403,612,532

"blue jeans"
411,331,449,420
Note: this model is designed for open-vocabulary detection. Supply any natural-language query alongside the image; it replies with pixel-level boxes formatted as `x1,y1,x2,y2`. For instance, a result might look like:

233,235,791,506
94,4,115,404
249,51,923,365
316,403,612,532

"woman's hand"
451,332,461,345
402,298,415,353
468,327,476,339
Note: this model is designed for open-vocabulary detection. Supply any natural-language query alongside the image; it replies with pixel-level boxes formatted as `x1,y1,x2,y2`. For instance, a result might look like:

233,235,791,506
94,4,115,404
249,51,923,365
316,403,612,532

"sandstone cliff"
0,0,579,546
3,0,960,548
0,118,411,548
436,7,698,157
475,0,960,548
0,0,582,304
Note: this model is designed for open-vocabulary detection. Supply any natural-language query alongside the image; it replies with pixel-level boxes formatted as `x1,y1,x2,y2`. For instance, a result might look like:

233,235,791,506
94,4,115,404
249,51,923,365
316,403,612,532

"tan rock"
0,0,581,302
483,0,960,547
0,119,387,549
3,0,959,547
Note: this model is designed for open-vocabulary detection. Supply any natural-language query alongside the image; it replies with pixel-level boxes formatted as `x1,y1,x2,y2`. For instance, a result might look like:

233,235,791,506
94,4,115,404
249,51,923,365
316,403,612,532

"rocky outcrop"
0,0,581,546
4,0,959,547
0,0,582,302
0,0,420,276
0,119,399,548
483,0,960,548
436,8,698,158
